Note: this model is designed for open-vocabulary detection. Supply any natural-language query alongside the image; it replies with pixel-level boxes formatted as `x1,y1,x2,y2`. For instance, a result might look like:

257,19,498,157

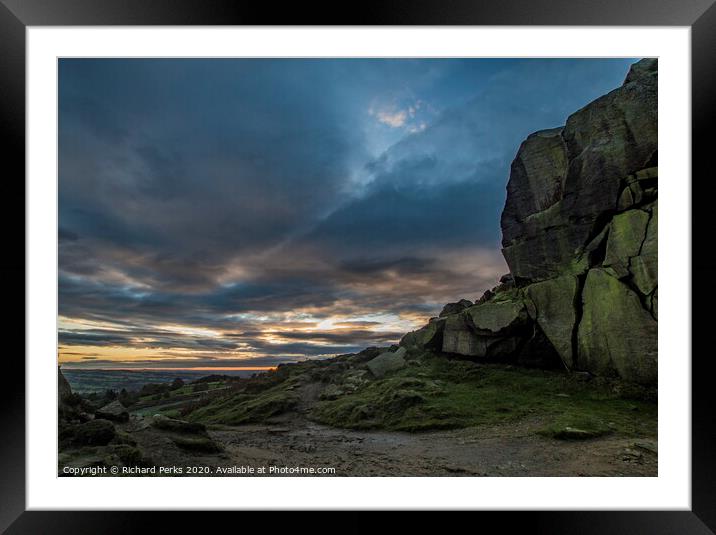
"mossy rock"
400,318,445,350
629,201,657,297
187,385,300,425
151,415,208,435
70,419,117,447
465,299,528,334
366,347,407,378
603,209,650,278
441,313,487,356
524,275,578,369
577,268,657,384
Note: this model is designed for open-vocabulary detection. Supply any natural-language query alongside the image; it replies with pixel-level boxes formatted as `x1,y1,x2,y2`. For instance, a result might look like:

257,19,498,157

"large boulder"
442,313,486,356
366,347,407,378
465,299,528,334
500,58,657,284
400,317,445,350
577,269,657,384
495,58,658,384
442,297,530,358
402,59,658,384
523,275,578,369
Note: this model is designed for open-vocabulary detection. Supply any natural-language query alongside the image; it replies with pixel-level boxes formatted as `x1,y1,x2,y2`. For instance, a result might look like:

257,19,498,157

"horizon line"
60,366,277,372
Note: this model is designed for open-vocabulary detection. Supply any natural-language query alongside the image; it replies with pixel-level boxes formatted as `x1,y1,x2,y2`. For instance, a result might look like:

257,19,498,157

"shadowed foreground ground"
59,350,657,477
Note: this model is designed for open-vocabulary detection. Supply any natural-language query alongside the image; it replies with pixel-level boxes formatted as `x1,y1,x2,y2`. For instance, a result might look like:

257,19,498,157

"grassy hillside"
184,349,657,439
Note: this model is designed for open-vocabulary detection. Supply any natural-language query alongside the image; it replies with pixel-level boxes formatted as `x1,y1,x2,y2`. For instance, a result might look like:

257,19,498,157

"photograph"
56,56,658,478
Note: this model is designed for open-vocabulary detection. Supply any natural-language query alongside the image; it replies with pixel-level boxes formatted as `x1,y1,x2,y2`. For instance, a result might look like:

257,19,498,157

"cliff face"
402,59,658,384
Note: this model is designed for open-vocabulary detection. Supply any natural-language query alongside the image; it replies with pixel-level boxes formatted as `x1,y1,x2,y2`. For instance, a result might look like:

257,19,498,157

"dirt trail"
202,415,656,476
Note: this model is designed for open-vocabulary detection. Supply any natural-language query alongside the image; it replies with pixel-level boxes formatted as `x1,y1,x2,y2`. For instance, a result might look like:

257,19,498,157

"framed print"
2,0,714,532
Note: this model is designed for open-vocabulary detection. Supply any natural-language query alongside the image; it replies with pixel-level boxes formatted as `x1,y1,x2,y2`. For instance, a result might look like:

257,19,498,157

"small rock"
267,427,291,434
574,371,593,381
621,448,644,463
634,441,658,454
552,427,601,440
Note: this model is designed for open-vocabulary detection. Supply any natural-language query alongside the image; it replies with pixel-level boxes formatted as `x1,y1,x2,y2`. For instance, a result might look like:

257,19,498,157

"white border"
27,27,691,510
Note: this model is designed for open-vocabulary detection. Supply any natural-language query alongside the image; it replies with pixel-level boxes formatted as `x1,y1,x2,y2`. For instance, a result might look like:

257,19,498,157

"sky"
58,57,637,370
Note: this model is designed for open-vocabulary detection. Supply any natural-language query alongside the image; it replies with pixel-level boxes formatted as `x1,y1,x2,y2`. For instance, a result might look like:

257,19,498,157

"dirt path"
202,415,656,476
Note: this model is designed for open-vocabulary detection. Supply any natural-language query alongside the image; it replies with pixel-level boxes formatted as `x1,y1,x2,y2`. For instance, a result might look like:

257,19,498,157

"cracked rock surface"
401,58,658,384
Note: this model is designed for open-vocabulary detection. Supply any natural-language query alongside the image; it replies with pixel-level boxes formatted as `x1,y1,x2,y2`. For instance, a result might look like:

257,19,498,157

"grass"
136,381,225,403
310,353,657,436
186,380,300,425
181,350,656,440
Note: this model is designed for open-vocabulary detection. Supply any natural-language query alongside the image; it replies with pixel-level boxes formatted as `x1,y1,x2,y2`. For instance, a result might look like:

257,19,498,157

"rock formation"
401,58,657,384
95,399,130,422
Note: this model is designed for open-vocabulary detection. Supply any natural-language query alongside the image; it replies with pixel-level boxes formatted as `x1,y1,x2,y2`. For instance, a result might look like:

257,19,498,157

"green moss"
109,444,146,465
186,381,300,425
310,353,657,437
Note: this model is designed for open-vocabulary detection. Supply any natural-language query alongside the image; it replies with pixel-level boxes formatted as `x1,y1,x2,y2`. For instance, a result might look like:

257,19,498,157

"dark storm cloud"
58,58,637,366
59,59,367,288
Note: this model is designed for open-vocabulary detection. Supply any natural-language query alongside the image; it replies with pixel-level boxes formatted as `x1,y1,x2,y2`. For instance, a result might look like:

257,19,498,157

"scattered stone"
634,440,658,454
621,448,644,462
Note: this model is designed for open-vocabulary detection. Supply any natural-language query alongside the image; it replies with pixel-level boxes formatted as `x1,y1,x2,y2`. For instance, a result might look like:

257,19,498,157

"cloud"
372,108,408,128
57,58,636,367
368,97,430,132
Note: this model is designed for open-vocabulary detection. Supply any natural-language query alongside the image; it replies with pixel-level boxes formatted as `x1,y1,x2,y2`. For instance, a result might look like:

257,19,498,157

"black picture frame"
2,0,713,532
